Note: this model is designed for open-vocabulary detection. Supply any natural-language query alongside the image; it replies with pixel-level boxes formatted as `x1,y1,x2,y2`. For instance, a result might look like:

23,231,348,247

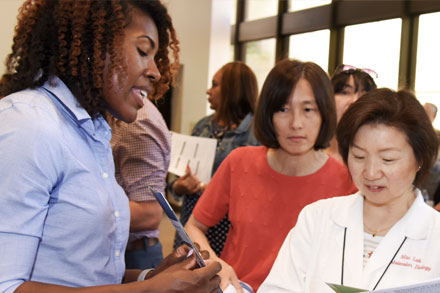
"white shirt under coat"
259,189,440,292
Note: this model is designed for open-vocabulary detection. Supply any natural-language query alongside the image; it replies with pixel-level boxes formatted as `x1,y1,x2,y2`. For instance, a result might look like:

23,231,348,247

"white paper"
372,278,440,292
168,131,217,183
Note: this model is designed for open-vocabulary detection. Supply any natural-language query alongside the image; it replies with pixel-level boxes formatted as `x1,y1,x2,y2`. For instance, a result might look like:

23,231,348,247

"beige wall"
165,0,232,134
0,0,24,74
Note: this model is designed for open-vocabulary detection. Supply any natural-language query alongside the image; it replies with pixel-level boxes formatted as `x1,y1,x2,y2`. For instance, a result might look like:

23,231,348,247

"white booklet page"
168,131,217,184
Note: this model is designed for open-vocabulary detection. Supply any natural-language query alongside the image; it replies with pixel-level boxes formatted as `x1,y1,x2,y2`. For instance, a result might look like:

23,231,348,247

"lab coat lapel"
361,191,429,290
361,221,407,289
331,193,365,288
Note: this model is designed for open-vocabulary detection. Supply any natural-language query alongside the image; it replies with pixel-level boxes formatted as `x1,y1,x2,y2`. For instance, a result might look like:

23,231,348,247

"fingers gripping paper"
168,132,217,184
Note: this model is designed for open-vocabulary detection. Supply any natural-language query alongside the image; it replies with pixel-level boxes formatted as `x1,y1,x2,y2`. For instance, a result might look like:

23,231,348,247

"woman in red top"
185,59,357,292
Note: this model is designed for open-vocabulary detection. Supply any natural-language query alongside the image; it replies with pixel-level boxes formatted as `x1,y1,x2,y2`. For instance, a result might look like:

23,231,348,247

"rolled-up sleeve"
111,101,170,202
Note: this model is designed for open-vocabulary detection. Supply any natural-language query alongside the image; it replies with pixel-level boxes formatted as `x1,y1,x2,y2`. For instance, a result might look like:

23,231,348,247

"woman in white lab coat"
259,88,440,292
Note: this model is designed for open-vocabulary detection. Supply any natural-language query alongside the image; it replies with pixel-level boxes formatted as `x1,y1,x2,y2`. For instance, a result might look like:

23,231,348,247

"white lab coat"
258,190,440,292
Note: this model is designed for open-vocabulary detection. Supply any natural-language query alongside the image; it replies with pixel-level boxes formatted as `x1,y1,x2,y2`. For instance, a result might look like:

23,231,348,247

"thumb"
195,261,222,279
180,165,191,178
178,253,198,270
180,169,191,179
231,278,244,293
174,245,190,257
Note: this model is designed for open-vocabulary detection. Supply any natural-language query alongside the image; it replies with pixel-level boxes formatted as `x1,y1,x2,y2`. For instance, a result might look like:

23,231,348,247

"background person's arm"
185,215,242,292
129,201,163,232
112,105,170,232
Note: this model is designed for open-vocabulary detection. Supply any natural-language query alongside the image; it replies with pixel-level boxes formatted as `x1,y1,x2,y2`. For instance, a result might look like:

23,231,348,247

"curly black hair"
0,0,179,118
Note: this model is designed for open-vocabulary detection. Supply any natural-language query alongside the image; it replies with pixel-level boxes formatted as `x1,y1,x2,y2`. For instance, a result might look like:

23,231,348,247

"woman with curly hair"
0,1,220,292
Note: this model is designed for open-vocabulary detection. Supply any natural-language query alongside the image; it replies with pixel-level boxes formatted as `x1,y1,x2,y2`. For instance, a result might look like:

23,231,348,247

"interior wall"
0,0,24,74
165,0,231,134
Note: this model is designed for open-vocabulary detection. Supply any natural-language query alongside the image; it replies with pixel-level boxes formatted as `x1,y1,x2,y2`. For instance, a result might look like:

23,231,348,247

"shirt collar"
42,76,111,140
398,189,431,240
332,193,364,230
42,76,91,123
234,113,253,134
331,189,431,240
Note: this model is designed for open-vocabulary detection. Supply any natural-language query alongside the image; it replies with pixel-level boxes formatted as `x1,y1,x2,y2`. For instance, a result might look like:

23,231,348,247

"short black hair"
254,59,336,150
332,69,377,94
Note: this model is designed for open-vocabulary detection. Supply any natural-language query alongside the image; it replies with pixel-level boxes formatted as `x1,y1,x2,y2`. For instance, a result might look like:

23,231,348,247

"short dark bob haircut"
254,59,336,149
332,69,377,95
337,88,439,188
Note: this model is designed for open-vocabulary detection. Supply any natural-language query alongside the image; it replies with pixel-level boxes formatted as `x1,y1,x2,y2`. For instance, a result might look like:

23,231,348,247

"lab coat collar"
331,189,430,240
396,189,430,240
330,189,432,289
331,192,364,230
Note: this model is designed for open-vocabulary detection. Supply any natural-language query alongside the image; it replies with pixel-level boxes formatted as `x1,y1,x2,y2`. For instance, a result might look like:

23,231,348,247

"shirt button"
102,172,108,179
115,250,120,257
114,211,120,217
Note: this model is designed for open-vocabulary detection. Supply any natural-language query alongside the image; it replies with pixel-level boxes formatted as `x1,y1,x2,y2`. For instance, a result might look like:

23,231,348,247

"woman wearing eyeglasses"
259,89,440,292
326,65,377,162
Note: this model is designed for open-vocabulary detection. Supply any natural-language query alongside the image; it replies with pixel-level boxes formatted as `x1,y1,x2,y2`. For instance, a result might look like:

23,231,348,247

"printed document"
168,131,217,183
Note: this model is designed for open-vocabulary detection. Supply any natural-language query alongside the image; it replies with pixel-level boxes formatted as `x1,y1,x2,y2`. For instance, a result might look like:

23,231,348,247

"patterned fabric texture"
171,113,259,256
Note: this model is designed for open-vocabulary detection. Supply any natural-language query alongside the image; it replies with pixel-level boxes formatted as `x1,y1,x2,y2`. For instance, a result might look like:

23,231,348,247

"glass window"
229,45,235,62
343,18,402,89
244,38,276,90
230,0,237,25
415,12,440,129
289,29,330,72
289,0,331,12
245,0,278,21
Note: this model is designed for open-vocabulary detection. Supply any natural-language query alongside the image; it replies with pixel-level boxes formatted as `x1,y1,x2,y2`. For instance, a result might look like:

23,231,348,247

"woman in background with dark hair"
260,88,440,292
0,1,220,292
326,64,377,161
186,59,356,292
170,61,260,256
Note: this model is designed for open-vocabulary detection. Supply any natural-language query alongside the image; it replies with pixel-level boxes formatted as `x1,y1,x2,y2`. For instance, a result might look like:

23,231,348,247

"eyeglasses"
334,64,378,79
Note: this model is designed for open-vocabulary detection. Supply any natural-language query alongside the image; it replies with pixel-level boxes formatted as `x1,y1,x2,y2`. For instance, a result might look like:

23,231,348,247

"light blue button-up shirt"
0,77,130,292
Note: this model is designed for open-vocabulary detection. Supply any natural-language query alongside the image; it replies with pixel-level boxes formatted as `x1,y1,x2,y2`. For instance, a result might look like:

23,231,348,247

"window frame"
231,0,440,90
